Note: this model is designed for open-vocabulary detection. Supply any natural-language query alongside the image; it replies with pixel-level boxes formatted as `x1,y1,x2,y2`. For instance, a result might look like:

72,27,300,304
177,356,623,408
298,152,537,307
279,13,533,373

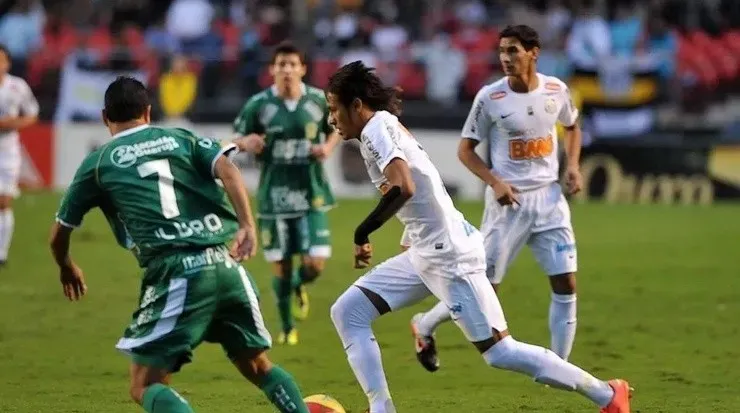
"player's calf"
232,350,310,413
331,286,395,413
129,363,194,413
549,272,577,360
0,196,14,264
271,260,298,341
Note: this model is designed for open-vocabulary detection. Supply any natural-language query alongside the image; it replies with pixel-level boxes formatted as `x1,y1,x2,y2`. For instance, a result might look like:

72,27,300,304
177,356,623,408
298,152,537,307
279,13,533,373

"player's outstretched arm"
49,223,87,301
213,155,258,260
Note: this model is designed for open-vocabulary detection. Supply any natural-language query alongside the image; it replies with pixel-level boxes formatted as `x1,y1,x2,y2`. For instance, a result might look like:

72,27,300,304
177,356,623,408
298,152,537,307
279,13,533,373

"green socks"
142,383,194,413
272,276,294,333
260,366,309,413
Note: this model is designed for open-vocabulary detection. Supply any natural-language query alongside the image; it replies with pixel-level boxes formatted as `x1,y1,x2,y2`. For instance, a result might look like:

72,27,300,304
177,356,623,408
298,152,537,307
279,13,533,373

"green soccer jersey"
56,124,240,267
232,84,336,218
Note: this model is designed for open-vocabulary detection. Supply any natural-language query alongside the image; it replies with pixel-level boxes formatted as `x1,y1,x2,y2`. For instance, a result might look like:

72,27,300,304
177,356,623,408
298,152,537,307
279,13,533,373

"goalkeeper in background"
232,41,339,346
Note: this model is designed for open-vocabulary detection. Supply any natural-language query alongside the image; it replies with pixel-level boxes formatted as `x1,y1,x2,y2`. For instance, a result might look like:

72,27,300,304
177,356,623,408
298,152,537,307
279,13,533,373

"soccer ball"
304,394,346,413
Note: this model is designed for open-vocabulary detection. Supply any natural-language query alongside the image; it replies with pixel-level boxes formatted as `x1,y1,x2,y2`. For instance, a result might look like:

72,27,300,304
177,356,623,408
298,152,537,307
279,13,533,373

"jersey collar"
112,124,149,139
270,82,306,98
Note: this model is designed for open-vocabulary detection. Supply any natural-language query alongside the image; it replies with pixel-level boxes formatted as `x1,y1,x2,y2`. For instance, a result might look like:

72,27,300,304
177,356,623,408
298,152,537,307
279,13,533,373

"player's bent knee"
549,273,576,295
128,364,170,404
330,287,379,333
272,261,292,279
232,349,274,386
0,196,11,210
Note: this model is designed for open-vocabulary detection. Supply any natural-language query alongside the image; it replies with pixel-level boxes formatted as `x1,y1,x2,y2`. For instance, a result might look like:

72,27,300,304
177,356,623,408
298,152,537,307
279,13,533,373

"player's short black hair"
104,76,149,123
500,25,541,51
270,40,306,65
327,61,402,116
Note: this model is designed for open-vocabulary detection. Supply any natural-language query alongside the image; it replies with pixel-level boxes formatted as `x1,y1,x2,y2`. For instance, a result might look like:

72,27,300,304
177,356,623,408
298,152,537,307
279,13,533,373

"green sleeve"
192,135,238,179
55,151,104,228
232,97,264,136
319,95,334,135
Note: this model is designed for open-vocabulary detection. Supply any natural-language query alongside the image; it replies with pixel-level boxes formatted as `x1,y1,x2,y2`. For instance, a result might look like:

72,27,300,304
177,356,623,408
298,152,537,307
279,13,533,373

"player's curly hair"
327,61,402,116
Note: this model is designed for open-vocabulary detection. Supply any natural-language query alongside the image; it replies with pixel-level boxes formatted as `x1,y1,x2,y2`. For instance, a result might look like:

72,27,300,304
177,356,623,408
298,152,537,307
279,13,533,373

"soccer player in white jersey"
325,61,631,413
411,24,585,370
0,45,39,267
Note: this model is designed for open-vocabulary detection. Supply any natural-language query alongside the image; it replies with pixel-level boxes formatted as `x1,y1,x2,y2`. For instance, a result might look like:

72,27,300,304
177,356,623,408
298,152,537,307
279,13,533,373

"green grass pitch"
1,193,739,412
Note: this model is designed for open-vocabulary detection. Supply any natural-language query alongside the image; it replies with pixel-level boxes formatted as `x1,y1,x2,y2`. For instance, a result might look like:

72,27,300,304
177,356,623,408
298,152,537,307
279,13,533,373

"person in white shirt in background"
325,60,631,413
0,44,39,267
411,23,585,370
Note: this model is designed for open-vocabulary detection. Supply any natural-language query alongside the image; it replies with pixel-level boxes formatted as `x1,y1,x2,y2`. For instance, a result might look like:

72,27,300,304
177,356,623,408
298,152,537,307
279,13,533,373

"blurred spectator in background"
566,0,611,72
0,0,44,77
159,54,197,122
414,32,466,106
238,16,263,98
145,18,181,62
166,0,215,48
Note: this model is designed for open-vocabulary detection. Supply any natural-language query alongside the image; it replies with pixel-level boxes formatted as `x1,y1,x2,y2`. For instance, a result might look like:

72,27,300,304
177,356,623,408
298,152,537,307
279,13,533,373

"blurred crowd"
1,0,740,121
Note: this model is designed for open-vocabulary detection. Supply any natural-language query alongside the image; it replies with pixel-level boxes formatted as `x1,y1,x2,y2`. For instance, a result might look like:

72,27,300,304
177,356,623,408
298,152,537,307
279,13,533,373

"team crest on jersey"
259,104,279,126
544,98,557,114
305,122,318,140
489,91,507,100
303,100,324,122
312,196,324,208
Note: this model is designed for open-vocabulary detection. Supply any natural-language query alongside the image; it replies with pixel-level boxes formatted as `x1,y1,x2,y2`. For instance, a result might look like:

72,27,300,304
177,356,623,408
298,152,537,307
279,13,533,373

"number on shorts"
137,159,181,219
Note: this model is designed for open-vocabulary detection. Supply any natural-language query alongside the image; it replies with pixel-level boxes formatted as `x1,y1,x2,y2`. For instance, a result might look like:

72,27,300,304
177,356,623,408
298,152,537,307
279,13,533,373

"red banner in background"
18,123,53,190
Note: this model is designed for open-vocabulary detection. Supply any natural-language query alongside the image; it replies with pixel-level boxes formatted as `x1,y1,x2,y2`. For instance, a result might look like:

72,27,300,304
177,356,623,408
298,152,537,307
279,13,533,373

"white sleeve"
360,119,407,172
461,88,493,142
558,86,579,127
19,79,40,117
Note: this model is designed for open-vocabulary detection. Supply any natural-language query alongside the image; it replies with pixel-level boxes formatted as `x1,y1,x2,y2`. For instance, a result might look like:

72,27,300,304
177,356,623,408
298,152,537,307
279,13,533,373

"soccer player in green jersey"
49,77,310,413
232,41,339,346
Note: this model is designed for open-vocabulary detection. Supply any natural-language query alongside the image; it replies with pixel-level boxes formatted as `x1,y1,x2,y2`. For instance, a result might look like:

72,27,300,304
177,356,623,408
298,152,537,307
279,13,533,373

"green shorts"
115,245,272,372
259,210,332,262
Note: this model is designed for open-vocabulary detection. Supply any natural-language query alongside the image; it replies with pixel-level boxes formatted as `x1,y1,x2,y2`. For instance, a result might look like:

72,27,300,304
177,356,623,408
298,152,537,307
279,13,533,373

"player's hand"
565,166,583,195
354,243,373,269
233,134,265,155
492,181,520,206
230,226,258,261
59,262,87,301
310,144,331,161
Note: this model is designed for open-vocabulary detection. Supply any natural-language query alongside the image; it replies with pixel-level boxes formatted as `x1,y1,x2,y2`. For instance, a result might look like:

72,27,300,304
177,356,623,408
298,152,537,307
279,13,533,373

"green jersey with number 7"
55,124,239,267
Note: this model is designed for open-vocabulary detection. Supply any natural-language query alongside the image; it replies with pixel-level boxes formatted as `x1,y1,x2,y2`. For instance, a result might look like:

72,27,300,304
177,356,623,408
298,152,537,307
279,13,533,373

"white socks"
0,209,14,261
482,336,614,407
549,293,577,360
331,287,396,413
416,301,451,336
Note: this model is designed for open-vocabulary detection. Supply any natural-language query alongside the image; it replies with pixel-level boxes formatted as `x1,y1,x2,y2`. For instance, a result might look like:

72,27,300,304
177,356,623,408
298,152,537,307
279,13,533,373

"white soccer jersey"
359,111,478,260
461,73,578,191
0,75,39,169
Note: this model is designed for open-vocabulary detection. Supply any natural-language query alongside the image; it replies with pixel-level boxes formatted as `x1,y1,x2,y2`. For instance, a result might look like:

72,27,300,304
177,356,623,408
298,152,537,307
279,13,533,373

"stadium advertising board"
573,141,740,205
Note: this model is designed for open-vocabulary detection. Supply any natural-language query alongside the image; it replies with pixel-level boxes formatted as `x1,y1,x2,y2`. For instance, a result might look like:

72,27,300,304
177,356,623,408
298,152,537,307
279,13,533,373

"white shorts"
354,248,508,342
481,182,577,284
0,165,20,198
